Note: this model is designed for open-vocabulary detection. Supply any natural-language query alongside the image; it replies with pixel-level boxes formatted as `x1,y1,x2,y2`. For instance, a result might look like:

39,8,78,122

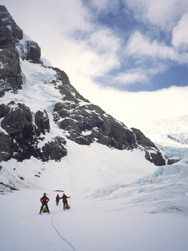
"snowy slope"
1,146,188,251
1,123,188,251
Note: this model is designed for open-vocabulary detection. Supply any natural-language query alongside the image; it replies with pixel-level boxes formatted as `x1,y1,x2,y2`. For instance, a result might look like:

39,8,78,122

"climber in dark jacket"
39,193,50,214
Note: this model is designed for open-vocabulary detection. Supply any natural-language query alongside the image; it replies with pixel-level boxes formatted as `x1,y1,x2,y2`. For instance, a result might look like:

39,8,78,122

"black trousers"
40,202,50,213
63,201,68,210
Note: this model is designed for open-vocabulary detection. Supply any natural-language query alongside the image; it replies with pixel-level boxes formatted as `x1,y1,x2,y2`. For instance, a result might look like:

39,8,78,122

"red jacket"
40,195,49,203
61,195,70,202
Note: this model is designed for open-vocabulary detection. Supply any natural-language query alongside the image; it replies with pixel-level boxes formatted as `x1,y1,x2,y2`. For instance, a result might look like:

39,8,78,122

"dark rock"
131,128,156,149
0,104,10,118
41,137,67,161
1,103,33,141
145,151,166,166
0,101,67,162
0,103,52,162
58,118,79,133
167,158,180,165
97,115,136,149
53,68,89,103
0,5,23,40
0,26,14,48
0,132,19,161
53,102,72,119
0,45,23,96
25,40,41,63
132,128,165,166
0,8,23,96
35,110,50,135
54,100,136,150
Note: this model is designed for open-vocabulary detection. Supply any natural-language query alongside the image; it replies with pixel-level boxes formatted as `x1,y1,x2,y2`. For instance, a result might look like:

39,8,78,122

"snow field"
1,140,188,251
1,187,188,251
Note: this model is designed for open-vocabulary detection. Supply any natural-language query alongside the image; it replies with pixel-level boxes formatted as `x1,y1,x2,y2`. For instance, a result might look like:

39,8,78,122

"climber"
56,194,60,205
61,193,70,210
39,193,50,214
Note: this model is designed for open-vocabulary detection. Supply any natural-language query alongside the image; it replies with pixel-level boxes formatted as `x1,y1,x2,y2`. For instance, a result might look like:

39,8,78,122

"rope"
51,212,77,251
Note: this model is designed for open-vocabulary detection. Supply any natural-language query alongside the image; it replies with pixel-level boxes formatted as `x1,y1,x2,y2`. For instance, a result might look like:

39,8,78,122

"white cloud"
89,28,121,54
126,32,177,60
125,31,188,64
81,81,188,129
4,0,92,35
125,0,188,31
114,71,148,86
172,12,188,51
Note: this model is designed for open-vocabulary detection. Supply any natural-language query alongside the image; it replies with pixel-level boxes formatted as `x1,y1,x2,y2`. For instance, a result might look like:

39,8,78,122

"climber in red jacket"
56,194,60,205
61,193,70,210
39,193,50,214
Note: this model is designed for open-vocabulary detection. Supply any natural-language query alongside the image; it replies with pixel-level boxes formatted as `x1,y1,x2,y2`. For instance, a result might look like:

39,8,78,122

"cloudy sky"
1,0,188,128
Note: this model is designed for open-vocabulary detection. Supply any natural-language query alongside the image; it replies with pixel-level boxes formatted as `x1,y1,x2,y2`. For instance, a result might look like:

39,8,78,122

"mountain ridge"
0,5,165,166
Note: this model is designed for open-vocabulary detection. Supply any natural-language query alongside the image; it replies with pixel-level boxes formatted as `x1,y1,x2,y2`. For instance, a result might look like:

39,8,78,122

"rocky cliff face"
0,6,166,166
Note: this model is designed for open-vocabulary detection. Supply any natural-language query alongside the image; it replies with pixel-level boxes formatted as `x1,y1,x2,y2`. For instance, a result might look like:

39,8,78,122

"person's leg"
46,204,50,213
39,203,44,213
65,201,68,209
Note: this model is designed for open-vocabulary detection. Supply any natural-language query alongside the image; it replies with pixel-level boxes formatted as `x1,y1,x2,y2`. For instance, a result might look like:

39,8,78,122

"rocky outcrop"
131,128,156,149
0,5,23,40
35,110,50,135
41,137,67,161
0,102,67,162
0,6,23,97
0,27,23,96
145,151,166,166
0,132,19,161
53,101,136,149
132,128,166,166
17,39,42,63
0,26,14,48
0,103,10,117
1,102,34,141
24,40,41,63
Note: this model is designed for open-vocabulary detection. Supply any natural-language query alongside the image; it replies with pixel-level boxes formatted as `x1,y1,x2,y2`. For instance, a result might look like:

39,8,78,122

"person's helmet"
44,193,46,196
